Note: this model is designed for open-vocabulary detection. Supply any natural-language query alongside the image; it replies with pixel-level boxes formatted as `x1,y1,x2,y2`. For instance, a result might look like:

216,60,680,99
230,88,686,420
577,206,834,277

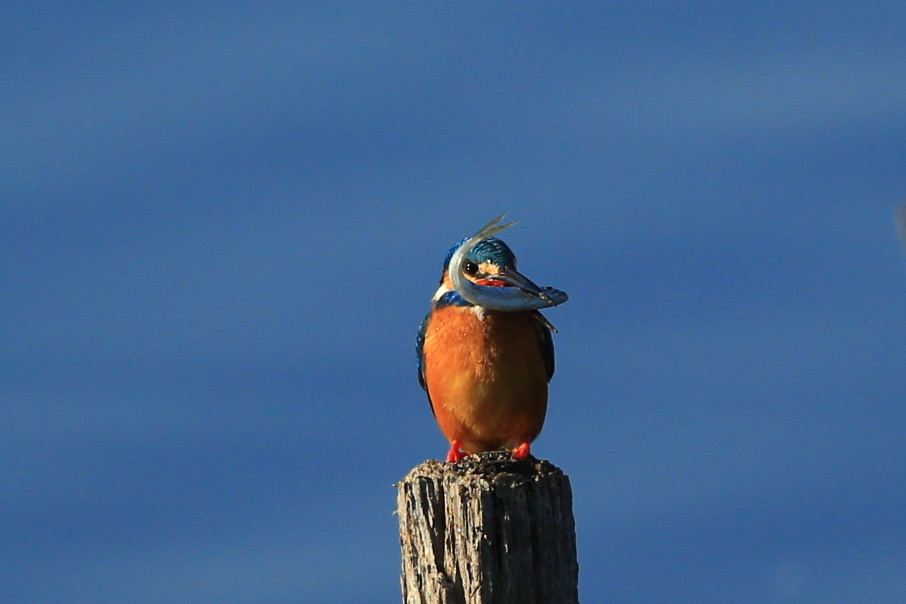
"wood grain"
397,452,579,603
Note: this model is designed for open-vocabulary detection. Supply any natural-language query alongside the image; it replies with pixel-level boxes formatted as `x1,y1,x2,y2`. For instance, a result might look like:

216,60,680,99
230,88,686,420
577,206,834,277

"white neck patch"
432,283,487,320
432,283,450,301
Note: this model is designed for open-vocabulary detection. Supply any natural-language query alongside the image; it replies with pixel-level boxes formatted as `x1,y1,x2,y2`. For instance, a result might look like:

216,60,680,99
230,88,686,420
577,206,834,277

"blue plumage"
415,312,429,391
442,236,517,275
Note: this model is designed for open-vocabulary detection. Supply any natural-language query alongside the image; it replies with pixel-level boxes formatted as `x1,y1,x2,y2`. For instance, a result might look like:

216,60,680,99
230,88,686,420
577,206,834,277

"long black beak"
497,267,552,303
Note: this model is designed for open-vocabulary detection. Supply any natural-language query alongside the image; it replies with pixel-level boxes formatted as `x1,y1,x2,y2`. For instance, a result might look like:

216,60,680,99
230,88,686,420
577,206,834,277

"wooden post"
397,451,579,603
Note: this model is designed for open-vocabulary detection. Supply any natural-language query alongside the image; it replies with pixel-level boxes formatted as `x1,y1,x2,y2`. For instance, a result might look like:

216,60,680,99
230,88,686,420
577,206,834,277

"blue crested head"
442,236,517,272
428,215,568,314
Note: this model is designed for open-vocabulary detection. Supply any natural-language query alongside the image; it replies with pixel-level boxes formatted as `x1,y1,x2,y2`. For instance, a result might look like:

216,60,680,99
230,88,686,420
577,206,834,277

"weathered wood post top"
397,452,579,604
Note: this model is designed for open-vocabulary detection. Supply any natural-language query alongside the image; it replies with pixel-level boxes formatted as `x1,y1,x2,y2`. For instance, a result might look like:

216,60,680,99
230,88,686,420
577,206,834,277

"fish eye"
463,261,479,276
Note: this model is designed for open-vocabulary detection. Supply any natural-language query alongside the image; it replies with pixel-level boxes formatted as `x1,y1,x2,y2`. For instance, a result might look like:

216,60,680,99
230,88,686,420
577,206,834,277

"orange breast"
421,306,548,454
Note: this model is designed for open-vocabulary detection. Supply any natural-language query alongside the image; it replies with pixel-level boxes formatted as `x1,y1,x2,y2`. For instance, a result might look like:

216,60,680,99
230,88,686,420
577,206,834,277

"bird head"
434,216,568,311
441,236,546,295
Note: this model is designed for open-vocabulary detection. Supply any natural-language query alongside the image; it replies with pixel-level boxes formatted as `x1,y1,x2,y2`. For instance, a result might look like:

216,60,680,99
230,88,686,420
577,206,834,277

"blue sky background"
3,3,906,602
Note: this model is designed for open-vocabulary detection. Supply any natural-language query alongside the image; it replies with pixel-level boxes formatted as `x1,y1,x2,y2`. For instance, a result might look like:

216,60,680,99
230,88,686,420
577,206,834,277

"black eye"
463,261,478,276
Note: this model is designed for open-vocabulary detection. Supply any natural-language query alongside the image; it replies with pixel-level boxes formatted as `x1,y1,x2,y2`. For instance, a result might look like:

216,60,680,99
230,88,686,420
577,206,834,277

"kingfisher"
416,216,569,463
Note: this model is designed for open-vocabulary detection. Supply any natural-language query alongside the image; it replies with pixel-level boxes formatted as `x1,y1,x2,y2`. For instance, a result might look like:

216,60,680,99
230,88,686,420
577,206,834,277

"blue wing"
416,310,430,391
534,311,556,381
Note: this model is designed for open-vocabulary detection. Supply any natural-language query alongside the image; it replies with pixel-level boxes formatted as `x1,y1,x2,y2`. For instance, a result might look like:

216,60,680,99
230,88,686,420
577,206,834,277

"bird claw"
513,442,531,459
446,440,466,463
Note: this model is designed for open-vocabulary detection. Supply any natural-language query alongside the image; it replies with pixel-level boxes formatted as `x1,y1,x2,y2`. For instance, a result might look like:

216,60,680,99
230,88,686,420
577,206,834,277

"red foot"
513,442,531,460
446,440,466,463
